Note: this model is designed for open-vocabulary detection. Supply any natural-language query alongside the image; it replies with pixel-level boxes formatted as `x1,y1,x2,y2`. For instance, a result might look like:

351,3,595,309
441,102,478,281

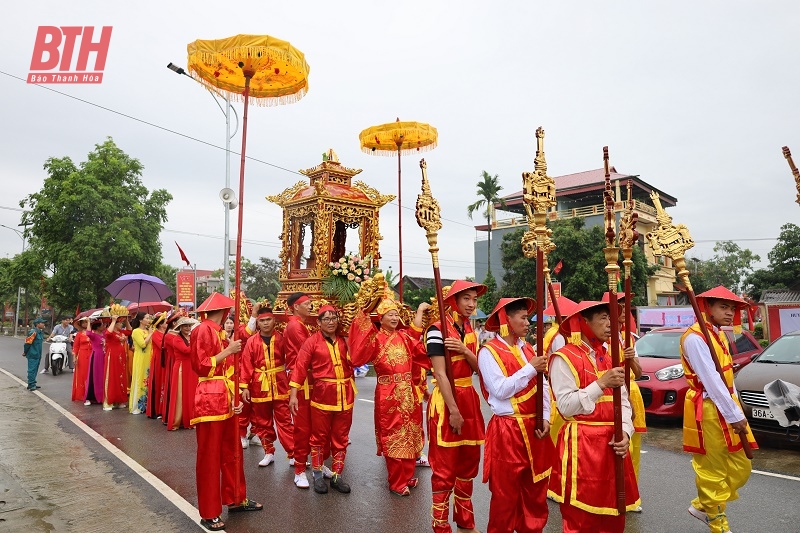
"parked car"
735,330,800,438
634,326,763,418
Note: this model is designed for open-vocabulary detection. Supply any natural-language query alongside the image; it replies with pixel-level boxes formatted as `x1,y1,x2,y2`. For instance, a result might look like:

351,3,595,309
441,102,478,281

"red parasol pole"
397,143,404,303
232,70,253,501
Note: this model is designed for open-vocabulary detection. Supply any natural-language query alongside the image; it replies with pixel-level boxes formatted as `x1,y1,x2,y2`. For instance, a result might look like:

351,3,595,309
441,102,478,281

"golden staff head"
782,146,800,206
520,127,557,266
645,191,696,290
619,179,639,275
602,147,621,292
415,159,443,267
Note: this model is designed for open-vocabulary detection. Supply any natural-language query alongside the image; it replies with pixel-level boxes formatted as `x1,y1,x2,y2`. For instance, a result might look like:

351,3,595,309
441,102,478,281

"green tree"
745,223,800,301
687,241,759,295
214,257,281,302
467,171,507,275
478,269,499,316
500,219,654,306
402,287,435,309
19,138,172,309
153,263,179,304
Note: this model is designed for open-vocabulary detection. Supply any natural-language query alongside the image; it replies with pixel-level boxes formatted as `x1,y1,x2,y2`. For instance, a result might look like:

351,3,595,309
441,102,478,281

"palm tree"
467,171,506,275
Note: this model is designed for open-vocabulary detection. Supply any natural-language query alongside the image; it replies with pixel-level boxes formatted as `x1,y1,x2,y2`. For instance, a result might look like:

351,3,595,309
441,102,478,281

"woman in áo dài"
71,316,91,402
164,316,199,430
103,315,131,410
146,312,169,418
129,312,153,414
348,296,431,496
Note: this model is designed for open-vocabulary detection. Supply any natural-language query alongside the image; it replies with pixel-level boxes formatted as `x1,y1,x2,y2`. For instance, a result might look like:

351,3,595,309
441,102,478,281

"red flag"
552,260,563,275
175,241,191,266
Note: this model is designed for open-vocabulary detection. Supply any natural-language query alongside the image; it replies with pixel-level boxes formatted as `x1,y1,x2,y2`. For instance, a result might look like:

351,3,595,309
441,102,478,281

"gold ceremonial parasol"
358,119,438,301
186,34,309,496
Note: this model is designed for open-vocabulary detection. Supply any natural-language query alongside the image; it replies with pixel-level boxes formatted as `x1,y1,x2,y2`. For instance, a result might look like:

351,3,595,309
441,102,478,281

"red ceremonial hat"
696,285,748,333
543,296,579,322
443,280,487,316
196,292,235,313
601,292,625,303
559,300,607,345
485,297,535,336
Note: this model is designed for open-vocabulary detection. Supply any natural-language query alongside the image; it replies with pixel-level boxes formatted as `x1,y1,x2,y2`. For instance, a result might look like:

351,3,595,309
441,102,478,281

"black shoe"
313,476,328,494
330,474,351,494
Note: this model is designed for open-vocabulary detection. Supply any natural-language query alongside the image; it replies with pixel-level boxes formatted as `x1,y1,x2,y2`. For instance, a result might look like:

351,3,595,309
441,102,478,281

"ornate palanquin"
267,149,395,311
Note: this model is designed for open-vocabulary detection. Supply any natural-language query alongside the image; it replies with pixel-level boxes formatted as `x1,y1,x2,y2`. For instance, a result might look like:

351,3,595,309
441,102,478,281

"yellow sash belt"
256,365,285,393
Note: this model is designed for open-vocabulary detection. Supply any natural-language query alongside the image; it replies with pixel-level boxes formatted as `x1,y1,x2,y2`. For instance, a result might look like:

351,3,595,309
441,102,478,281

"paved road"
1,335,799,532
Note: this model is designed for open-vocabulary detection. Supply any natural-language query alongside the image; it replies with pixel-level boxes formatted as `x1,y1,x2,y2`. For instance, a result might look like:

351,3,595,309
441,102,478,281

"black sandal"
228,498,263,513
200,517,226,531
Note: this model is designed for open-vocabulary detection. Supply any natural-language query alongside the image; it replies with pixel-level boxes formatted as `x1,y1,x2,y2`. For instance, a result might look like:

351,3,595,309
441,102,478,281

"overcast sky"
1,1,798,284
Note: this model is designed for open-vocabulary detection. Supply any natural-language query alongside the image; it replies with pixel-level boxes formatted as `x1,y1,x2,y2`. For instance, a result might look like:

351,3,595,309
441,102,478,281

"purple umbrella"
105,273,173,304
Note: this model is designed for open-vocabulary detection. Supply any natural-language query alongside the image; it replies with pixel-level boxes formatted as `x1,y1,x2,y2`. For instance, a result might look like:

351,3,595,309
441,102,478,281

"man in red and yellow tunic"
348,295,431,496
478,297,555,533
289,304,369,494
680,286,757,533
240,305,294,468
283,292,331,488
548,300,640,533
424,280,487,533
190,292,262,532
541,296,579,447
235,301,261,448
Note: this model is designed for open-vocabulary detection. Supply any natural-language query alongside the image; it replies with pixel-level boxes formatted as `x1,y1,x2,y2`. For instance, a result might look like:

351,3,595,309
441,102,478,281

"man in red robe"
289,305,369,494
235,301,261,448
548,300,640,533
478,297,556,533
283,292,328,488
240,305,294,467
190,292,262,532
425,280,487,533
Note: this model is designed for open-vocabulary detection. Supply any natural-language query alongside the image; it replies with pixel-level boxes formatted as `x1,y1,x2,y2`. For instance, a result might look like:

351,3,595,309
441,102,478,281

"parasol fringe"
194,47,309,77
359,140,438,157
188,72,308,107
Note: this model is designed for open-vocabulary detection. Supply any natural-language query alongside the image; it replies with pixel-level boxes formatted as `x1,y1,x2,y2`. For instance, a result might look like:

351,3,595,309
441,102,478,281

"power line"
0,70,474,229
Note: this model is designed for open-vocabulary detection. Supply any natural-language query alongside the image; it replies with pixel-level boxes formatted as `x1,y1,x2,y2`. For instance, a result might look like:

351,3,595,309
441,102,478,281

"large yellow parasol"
358,119,438,300
186,34,308,496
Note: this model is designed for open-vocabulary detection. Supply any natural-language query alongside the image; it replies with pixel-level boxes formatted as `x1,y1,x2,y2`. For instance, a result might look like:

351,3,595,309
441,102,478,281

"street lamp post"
167,63,238,295
1,223,26,337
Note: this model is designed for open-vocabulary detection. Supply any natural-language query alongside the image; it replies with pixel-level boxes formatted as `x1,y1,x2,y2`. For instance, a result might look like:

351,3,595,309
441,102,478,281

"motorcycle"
48,335,69,376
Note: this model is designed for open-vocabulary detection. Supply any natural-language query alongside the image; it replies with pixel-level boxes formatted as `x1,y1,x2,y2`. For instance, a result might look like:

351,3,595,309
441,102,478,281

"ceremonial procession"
2,3,800,533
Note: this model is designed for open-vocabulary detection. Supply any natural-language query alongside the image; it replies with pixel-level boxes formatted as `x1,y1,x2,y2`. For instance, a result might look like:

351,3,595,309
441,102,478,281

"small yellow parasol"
358,119,438,300
186,33,309,498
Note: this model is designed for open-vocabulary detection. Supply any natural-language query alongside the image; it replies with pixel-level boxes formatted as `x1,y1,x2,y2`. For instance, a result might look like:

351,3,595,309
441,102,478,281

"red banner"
176,272,195,306
4,302,13,319
551,282,562,299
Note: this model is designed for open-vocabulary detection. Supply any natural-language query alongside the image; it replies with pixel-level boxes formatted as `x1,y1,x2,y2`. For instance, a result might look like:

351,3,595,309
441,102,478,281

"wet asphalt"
1,335,799,532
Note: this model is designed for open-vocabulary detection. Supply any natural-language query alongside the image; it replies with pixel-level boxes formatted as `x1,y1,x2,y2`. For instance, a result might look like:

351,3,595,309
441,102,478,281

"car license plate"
752,408,775,420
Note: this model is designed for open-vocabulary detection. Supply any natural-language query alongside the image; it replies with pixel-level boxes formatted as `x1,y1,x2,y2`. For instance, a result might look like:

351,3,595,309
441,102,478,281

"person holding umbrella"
190,292,261,531
22,318,47,390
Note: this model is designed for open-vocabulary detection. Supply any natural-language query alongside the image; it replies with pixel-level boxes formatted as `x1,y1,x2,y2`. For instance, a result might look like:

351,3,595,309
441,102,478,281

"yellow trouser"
691,399,751,533
631,432,642,481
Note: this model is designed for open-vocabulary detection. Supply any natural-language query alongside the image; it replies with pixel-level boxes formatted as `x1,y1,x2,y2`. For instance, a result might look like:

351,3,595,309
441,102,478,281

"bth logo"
28,26,112,84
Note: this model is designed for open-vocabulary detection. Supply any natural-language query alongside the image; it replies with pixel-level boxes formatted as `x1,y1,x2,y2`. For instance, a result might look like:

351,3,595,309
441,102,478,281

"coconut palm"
467,171,506,274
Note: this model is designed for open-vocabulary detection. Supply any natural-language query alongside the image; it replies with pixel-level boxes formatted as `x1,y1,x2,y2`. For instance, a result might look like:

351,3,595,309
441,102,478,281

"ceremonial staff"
520,127,556,433
602,147,626,515
618,179,639,392
415,159,455,394
645,192,755,460
782,146,800,206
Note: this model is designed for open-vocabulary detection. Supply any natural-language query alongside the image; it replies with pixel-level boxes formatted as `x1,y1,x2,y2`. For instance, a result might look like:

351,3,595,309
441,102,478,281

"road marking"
359,398,375,403
752,469,800,482
0,367,202,528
